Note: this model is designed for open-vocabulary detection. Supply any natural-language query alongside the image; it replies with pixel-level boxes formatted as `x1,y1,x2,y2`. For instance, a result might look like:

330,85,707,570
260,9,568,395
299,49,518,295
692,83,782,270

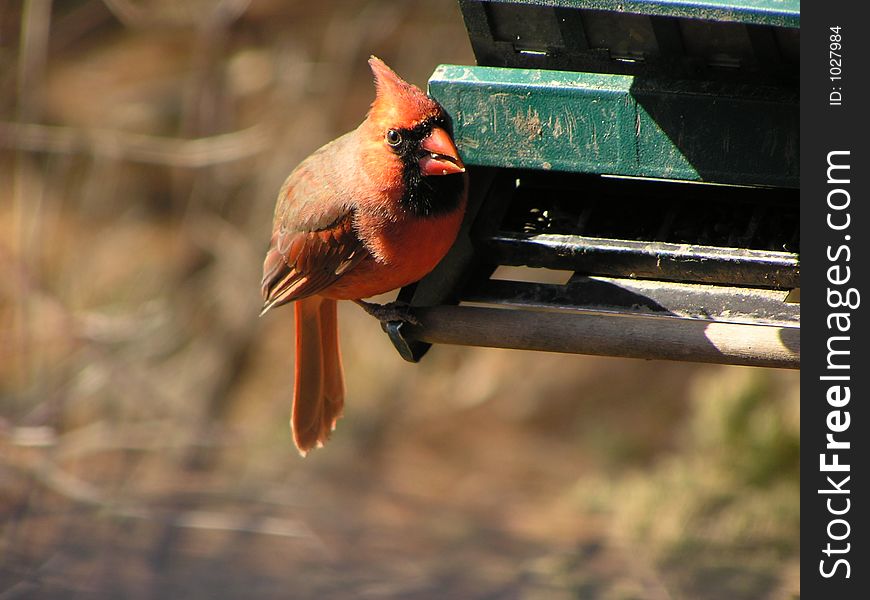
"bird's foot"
353,300,420,326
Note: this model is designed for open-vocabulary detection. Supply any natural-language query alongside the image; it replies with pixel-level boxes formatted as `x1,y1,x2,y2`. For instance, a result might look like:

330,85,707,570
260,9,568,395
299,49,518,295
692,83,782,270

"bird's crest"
367,56,440,128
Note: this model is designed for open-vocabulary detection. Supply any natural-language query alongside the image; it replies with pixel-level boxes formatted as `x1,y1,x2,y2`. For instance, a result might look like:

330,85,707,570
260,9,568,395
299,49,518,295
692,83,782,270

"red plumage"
261,57,468,454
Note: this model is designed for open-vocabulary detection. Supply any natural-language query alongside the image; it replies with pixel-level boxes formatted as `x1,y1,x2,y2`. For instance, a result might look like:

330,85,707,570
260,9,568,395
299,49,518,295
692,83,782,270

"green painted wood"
429,64,798,187
481,0,800,28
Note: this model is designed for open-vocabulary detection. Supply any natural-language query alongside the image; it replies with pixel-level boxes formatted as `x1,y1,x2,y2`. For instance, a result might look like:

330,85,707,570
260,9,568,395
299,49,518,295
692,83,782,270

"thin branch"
0,122,271,167
17,0,52,121
100,0,149,27
101,0,251,29
1,456,328,549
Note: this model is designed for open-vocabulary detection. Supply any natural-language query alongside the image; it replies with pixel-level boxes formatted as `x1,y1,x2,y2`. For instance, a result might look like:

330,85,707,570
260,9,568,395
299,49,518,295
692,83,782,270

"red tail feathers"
292,297,345,454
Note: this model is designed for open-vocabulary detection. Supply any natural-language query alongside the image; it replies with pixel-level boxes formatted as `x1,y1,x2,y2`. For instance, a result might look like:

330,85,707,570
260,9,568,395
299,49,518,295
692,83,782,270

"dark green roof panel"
484,0,800,28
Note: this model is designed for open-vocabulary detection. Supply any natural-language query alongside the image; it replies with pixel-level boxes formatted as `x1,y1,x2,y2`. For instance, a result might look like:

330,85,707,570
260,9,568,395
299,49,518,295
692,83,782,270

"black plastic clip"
384,320,431,363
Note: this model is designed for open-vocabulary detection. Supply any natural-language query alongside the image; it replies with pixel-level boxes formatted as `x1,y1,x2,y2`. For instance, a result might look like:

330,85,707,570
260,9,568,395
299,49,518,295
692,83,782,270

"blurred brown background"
1,1,799,598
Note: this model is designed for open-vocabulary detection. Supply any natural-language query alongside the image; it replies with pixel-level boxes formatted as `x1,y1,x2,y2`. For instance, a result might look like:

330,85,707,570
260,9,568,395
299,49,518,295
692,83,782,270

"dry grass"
1,1,798,598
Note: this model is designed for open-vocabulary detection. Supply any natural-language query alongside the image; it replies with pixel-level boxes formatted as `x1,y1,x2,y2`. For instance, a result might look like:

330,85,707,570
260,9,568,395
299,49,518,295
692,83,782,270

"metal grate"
477,170,799,288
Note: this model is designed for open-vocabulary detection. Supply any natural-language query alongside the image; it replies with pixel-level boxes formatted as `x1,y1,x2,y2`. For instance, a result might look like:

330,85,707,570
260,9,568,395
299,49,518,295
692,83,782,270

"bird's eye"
385,129,402,147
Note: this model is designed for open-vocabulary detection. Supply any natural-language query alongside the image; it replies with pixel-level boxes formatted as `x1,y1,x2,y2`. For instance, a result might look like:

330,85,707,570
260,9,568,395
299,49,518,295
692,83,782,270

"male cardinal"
260,57,467,455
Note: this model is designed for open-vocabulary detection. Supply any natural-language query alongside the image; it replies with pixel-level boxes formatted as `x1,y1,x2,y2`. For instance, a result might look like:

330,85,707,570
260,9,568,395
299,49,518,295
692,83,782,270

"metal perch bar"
397,305,800,369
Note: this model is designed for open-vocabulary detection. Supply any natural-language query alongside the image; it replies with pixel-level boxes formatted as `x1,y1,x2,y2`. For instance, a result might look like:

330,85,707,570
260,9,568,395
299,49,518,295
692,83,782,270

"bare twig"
1,420,224,456
1,454,327,547
16,0,52,121
170,510,316,541
2,453,115,509
102,0,251,29
9,0,52,398
0,122,270,167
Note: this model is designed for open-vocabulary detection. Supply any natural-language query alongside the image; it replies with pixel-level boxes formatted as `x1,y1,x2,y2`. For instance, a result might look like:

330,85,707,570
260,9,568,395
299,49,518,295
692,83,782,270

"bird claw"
354,300,420,326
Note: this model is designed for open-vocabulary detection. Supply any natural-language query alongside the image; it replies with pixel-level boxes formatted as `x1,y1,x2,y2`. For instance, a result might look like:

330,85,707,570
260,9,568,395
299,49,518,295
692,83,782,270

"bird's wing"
260,214,365,314
260,138,367,314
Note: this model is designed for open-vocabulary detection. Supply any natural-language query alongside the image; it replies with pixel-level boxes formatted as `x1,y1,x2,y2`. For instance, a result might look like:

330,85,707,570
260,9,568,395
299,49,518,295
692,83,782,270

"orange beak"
418,127,465,177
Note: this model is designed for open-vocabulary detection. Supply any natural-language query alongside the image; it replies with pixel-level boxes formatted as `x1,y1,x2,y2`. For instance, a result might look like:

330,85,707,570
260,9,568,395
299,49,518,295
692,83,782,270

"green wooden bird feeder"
386,0,799,368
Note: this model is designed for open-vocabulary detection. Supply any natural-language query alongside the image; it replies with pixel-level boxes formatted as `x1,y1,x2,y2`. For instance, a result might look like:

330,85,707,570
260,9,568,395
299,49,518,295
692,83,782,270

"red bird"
260,57,467,454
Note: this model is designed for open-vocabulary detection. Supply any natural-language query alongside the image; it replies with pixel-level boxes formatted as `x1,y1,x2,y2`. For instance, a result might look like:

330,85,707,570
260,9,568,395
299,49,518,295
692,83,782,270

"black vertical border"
801,2,869,597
